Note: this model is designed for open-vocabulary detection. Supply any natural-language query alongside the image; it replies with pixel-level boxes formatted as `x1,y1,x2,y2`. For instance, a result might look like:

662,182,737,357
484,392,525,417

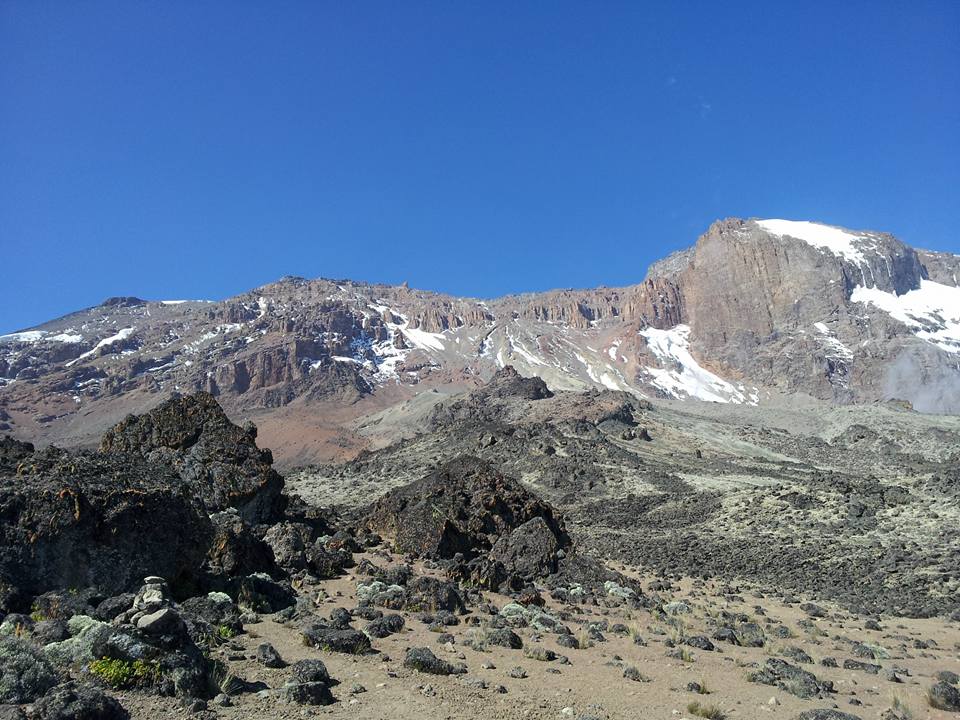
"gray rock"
928,681,960,711
282,681,334,706
403,647,461,676
136,607,185,637
255,642,285,668
29,681,128,720
486,629,523,650
749,659,834,699
301,624,371,654
796,711,863,720
290,659,330,684
365,614,405,638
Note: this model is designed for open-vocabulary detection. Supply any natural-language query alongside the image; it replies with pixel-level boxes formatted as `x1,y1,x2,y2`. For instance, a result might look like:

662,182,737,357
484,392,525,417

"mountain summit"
2,217,958,462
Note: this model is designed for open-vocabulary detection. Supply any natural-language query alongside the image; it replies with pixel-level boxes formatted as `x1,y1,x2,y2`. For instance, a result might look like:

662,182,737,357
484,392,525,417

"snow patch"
813,322,853,361
402,325,445,352
851,280,960,354
67,327,136,366
0,331,46,343
757,219,878,265
49,332,83,343
639,324,753,403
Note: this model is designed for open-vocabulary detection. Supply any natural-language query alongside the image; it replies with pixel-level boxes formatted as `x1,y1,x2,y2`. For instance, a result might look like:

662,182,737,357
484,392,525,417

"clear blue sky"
2,2,958,333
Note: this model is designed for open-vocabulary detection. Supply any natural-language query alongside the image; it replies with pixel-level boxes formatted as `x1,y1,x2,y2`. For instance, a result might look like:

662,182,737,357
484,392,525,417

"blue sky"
1,2,958,333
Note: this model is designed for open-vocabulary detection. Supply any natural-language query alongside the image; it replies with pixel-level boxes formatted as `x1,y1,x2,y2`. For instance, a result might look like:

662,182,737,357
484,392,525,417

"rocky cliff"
2,217,958,462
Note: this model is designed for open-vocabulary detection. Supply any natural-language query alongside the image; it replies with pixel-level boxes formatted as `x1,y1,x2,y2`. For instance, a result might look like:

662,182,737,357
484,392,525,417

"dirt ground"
116,554,960,720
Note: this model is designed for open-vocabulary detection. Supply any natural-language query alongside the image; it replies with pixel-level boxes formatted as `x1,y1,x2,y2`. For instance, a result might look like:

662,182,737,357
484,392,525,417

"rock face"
100,392,285,524
1,217,958,464
0,393,290,610
363,455,570,563
0,446,213,610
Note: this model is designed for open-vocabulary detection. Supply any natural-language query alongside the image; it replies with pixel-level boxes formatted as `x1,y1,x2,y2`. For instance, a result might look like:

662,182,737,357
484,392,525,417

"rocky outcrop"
100,392,285,524
0,447,213,611
362,456,570,590
0,394,300,610
363,455,569,560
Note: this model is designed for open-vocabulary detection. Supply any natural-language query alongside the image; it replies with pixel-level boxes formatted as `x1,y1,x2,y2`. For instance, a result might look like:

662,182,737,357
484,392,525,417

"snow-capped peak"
756,219,877,265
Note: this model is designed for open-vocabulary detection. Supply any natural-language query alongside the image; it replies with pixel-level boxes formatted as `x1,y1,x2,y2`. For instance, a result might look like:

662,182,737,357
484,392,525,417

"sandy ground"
115,555,960,720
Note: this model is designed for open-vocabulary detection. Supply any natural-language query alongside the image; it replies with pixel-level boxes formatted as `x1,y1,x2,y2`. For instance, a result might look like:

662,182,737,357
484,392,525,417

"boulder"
0,448,212,607
928,681,960,711
206,511,278,579
99,393,285,524
231,574,295,613
403,647,462,675
30,681,129,720
301,623,371,654
290,659,331,684
255,643,285,668
363,456,569,563
749,659,834,699
365,614,404,639
489,517,562,587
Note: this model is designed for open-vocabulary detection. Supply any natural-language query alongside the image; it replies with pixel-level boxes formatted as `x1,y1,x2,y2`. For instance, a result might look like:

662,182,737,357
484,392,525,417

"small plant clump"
686,700,726,719
88,657,161,689
217,625,237,640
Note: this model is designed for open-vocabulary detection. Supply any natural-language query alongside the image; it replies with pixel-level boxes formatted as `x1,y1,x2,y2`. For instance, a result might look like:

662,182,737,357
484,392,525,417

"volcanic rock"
99,392,285,524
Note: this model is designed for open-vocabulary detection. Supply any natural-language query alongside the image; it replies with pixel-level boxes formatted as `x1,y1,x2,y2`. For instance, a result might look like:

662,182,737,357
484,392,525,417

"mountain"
2,217,959,464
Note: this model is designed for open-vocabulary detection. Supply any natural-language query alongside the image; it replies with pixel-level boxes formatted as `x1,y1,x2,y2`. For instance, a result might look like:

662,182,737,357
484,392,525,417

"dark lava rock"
801,603,828,618
403,576,467,614
362,455,569,563
842,659,881,674
0,636,58,703
0,446,213,606
99,392,285,524
255,643,285,668
365,614,405,638
232,574,295,613
749,658,834,699
796,711,863,720
30,681,129,720
473,366,553,401
290,659,331,684
685,635,715,651
30,589,102,621
782,646,814,664
301,623,371,654
180,593,243,643
403,647,462,675
0,436,34,473
206,511,278,579
94,594,134,622
489,517,563,587
486,629,523,649
31,620,70,645
937,670,960,685
328,607,352,629
282,681,333,706
928,681,960,711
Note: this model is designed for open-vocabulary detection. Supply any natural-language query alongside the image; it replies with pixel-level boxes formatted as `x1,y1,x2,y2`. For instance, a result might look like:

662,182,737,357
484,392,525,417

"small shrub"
217,625,236,640
88,657,160,689
686,700,726,719
890,693,913,719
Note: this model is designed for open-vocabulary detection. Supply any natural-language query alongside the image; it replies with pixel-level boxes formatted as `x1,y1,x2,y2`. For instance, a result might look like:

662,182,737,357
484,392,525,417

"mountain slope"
2,217,958,463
